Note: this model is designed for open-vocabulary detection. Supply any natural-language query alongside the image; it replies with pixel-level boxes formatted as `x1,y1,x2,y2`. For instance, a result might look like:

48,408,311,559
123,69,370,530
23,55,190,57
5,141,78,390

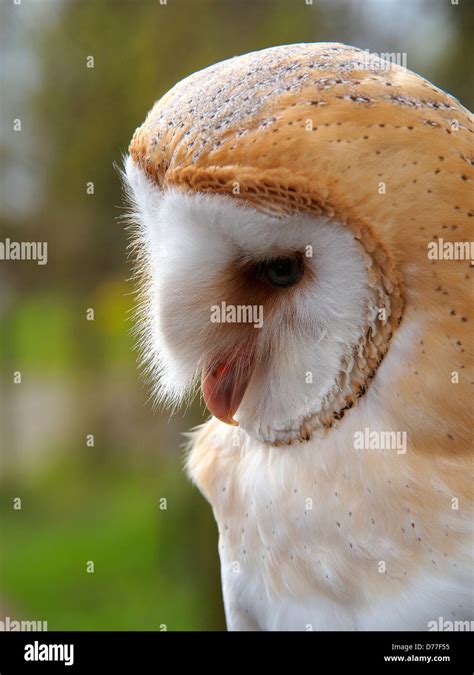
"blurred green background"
0,0,472,631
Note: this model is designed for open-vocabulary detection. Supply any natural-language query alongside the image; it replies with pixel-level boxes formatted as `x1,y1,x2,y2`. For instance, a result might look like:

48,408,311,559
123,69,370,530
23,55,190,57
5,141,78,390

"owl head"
124,43,472,445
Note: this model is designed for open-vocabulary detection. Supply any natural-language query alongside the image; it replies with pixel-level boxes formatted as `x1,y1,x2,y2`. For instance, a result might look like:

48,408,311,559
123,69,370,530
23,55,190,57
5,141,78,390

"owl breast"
187,319,473,631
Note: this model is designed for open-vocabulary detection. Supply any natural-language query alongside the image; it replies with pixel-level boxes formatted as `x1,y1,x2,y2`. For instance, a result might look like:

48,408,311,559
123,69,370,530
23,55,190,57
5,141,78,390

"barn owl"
124,44,473,631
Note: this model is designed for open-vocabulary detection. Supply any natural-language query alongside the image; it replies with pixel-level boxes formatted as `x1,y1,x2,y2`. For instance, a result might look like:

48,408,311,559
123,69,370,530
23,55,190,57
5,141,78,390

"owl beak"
201,353,253,426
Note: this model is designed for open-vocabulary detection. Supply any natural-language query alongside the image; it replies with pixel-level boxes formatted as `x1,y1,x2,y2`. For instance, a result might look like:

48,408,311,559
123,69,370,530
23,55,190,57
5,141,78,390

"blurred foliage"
0,457,222,630
0,0,473,631
13,0,324,291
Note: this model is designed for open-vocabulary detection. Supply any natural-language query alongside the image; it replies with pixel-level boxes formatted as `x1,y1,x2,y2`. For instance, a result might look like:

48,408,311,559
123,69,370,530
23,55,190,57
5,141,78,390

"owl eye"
258,255,304,288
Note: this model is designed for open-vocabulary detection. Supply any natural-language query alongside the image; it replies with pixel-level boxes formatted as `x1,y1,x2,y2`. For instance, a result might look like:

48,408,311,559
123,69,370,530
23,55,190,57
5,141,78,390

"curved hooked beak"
201,351,254,426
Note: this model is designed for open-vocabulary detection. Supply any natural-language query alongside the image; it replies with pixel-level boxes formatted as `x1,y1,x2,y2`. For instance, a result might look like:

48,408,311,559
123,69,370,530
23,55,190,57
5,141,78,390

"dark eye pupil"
262,256,303,287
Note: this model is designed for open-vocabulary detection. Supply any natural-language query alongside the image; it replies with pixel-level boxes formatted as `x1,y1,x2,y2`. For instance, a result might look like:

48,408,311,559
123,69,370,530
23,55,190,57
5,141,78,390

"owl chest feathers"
187,333,472,631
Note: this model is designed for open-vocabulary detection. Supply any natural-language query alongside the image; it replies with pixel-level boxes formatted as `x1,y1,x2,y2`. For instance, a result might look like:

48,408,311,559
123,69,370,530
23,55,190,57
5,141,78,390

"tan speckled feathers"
129,43,473,250
129,43,473,452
